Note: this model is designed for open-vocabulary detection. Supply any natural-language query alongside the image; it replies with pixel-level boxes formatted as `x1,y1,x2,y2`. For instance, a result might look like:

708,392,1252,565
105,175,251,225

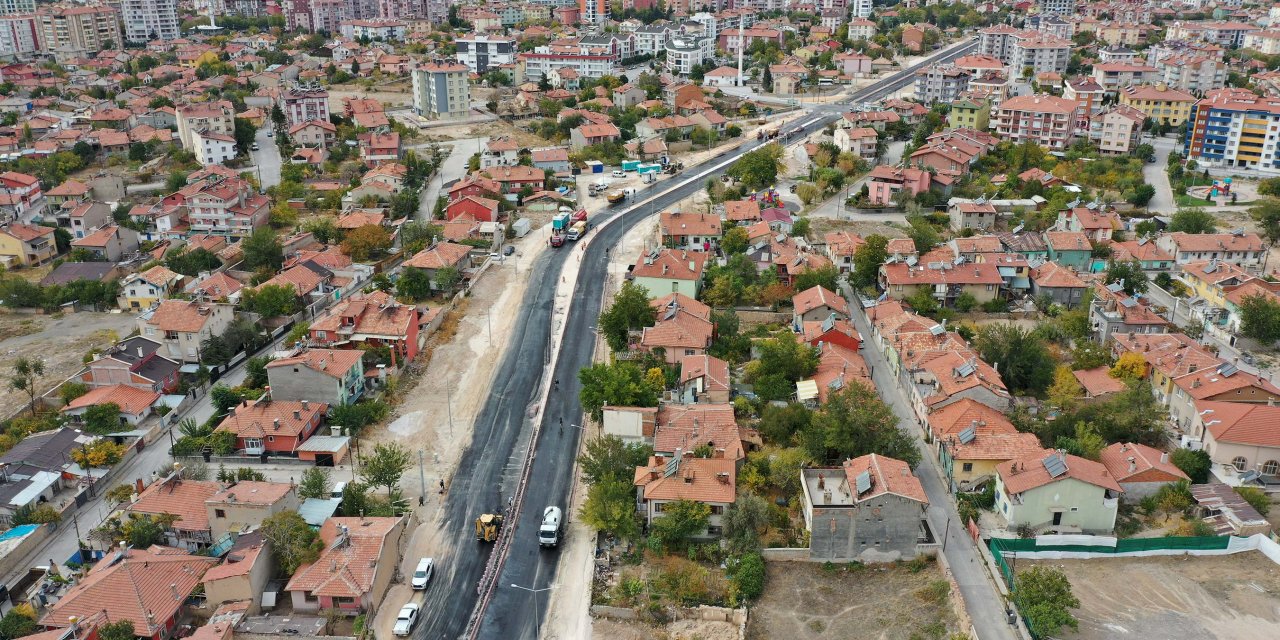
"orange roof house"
214,399,328,456
634,453,736,534
927,398,1043,489
1098,442,1188,497
996,449,1122,534
285,516,406,613
125,476,223,546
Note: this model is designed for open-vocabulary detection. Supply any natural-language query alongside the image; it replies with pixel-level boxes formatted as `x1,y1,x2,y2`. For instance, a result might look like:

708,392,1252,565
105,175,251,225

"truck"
637,163,661,175
641,172,656,184
552,212,570,231
475,513,503,542
538,506,563,547
607,191,626,205
567,220,587,241
549,233,566,248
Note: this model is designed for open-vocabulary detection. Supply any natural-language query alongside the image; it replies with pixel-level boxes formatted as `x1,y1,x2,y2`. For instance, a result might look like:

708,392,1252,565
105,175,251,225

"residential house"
1156,232,1266,271
1111,238,1174,271
1191,401,1280,481
70,224,138,261
265,348,365,406
445,196,499,223
601,406,658,444
119,265,184,311
289,119,337,146
401,242,474,292
61,383,159,426
948,200,998,232
1173,365,1280,437
1029,260,1088,309
824,231,864,273
908,349,1012,418
205,482,300,540
994,449,1122,534
834,126,879,160
569,122,621,150
631,248,710,300
137,300,236,363
286,516,406,614
659,211,721,252
792,285,850,324
878,261,1004,308
639,303,714,365
80,335,180,394
1098,442,1189,499
39,545,217,639
214,398,329,456
1044,231,1094,270
800,454,931,562
202,534,272,613
1089,282,1170,344
679,354,730,404
634,454,736,538
0,223,56,267
125,476,223,549
866,165,931,205
1072,366,1129,399
992,94,1078,151
359,132,401,166
59,200,112,239
928,398,1043,491
797,341,871,407
309,291,423,365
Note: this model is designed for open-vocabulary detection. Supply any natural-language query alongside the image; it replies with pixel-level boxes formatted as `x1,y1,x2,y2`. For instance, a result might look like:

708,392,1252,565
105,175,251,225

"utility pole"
445,379,454,436
510,582,553,639
418,449,426,504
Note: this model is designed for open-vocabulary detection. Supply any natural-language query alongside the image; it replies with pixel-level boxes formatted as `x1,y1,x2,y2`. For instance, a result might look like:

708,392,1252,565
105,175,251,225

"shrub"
732,552,766,600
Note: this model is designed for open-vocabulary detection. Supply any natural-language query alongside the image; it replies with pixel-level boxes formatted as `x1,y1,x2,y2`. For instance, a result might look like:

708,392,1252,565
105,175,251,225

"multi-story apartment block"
37,6,121,57
992,94,1078,151
1096,45,1137,64
1166,20,1260,49
1185,88,1280,175
1091,104,1146,155
1038,0,1074,15
184,173,270,237
851,0,872,19
1244,29,1280,55
280,88,330,127
1091,61,1159,95
1094,22,1149,47
455,33,515,73
847,17,876,41
0,0,34,16
0,15,38,59
579,0,607,29
518,46,616,81
176,102,235,152
977,24,1022,63
914,64,970,106
123,0,179,43
1153,53,1227,94
664,35,712,78
633,23,673,56
411,60,471,120
1118,83,1197,126
193,131,237,167
1064,77,1105,133
1010,33,1071,77
338,19,405,40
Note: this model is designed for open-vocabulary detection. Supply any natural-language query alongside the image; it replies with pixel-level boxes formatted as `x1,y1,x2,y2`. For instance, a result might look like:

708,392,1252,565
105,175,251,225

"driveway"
1143,136,1177,214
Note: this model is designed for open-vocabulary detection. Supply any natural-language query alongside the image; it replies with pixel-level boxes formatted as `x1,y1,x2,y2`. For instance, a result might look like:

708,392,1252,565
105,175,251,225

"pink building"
866,165,931,205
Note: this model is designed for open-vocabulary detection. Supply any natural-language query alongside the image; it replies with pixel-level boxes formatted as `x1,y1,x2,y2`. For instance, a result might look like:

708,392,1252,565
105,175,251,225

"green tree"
121,513,176,547
339,481,372,517
804,381,917,465
1168,208,1218,234
165,247,222,276
580,477,640,540
721,226,750,254
1236,486,1271,516
299,467,331,499
97,621,137,640
10,356,43,417
852,234,888,289
341,224,393,261
244,355,272,389
397,267,433,301
360,442,413,498
1239,293,1280,343
260,510,323,575
578,435,653,486
233,118,257,156
578,361,661,421
1104,260,1149,296
758,402,812,445
399,221,441,254
0,609,36,639
723,494,769,555
83,402,122,434
793,265,839,292
906,214,941,253
242,228,284,272
241,283,300,318
974,324,1056,395
1013,566,1080,638
434,265,462,293
599,281,655,352
726,144,785,190
1171,448,1211,484
733,552,766,600
744,336,819,402
1127,184,1156,207
1249,198,1280,243
650,499,710,550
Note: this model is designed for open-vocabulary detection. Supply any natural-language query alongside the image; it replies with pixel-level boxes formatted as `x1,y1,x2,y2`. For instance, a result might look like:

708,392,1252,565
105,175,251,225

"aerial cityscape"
0,0,1277,639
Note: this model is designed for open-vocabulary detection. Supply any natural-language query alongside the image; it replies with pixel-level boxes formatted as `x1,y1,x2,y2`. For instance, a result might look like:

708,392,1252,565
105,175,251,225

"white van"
539,506,563,547
331,481,347,499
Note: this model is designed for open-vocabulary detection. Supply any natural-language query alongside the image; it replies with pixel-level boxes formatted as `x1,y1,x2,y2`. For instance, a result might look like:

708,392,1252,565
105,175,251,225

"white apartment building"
338,19,406,41
1091,104,1145,155
280,89,330,127
1038,0,1074,16
520,49,616,81
37,6,122,57
579,0,607,29
176,102,235,152
992,94,1078,151
123,0,179,43
1155,53,1227,94
633,24,673,56
411,60,471,120
848,18,876,42
455,34,515,73
193,131,238,166
851,0,872,19
0,15,38,59
1010,34,1071,77
664,35,712,78
0,0,34,16
1244,29,1280,55
914,64,970,106
978,25,1022,63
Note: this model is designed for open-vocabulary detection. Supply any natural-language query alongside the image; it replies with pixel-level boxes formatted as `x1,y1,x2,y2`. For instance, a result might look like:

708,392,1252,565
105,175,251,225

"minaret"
736,22,744,86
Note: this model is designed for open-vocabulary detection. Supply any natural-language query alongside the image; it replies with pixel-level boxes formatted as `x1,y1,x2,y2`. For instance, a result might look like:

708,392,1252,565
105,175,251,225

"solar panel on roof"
954,256,966,266
955,362,976,377
821,314,836,333
1120,297,1137,308
1042,453,1068,478
958,425,977,444
1217,363,1239,377
828,376,844,390
648,247,661,260
1137,237,1148,246
1204,262,1218,274
906,256,918,266
855,470,872,494
1241,470,1261,483
1106,282,1124,293
663,305,679,321
664,456,681,478
929,323,945,336
1011,224,1025,234
775,233,787,243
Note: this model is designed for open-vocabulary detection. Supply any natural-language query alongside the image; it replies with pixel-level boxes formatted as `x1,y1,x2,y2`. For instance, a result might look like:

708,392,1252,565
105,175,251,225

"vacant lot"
1025,552,1280,640
746,560,958,640
0,310,139,417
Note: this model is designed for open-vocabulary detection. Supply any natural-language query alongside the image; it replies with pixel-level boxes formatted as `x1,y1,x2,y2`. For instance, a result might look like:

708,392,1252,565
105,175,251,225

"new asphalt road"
414,38,979,640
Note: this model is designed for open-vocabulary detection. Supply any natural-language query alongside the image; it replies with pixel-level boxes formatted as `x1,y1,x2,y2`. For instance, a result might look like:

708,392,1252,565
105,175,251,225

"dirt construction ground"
745,561,958,640
0,310,140,417
1026,552,1280,640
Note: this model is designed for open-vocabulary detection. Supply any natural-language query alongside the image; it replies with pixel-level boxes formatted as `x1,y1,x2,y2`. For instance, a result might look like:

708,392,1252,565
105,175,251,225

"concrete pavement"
1144,136,1178,214
415,137,483,220
245,125,283,189
842,286,1022,640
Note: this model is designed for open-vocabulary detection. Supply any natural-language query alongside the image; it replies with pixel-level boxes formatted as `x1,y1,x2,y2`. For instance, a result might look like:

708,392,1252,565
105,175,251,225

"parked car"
611,169,626,177
251,143,260,151
503,245,516,256
393,604,420,636
266,131,274,137
1241,351,1256,365
411,557,434,589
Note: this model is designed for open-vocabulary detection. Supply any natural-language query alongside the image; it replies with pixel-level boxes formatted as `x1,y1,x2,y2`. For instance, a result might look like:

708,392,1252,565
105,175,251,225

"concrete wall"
1119,480,1172,500
806,494,928,562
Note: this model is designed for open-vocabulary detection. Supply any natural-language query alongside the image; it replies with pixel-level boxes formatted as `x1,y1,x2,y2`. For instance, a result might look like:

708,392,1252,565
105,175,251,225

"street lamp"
509,582,554,639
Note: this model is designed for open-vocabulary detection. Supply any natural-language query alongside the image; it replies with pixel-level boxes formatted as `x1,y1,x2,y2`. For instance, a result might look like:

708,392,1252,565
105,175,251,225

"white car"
411,557,435,589
611,169,625,177
393,603,420,636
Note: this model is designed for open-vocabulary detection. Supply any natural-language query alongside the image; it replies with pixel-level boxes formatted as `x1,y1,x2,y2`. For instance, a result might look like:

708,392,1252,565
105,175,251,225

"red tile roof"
653,404,743,460
1072,366,1128,397
266,348,363,379
145,300,223,333
680,354,730,393
1099,442,1188,484
403,242,472,270
286,517,403,598
214,399,328,443
128,478,223,532
792,285,850,317
843,454,928,503
631,248,710,281
62,383,160,416
998,449,1121,494
634,455,736,504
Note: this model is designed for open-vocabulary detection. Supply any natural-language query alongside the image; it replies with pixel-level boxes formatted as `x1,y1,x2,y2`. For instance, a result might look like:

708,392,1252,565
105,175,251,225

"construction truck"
607,191,626,205
475,513,503,542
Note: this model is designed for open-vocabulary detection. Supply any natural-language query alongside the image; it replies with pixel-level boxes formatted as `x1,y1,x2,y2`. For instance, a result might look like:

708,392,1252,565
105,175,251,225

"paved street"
414,137,483,220
842,286,1021,640
1143,136,1178,214
246,125,283,189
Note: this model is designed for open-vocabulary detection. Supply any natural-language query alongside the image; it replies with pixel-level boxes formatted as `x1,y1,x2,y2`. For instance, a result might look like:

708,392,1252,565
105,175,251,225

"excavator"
475,513,503,542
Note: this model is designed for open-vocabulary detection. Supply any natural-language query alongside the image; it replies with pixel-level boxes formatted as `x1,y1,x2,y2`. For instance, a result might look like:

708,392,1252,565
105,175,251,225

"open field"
1024,552,1280,640
745,560,959,640
0,310,140,417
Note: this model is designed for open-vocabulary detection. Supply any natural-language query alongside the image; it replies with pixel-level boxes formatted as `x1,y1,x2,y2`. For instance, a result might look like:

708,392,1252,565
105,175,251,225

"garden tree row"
702,254,837,309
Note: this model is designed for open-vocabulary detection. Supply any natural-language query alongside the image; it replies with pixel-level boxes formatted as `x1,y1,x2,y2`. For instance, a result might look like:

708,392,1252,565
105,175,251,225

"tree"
803,381,918,465
10,357,43,417
723,494,769,555
726,144,785,190
578,435,652,486
1109,351,1147,381
793,265,839,292
260,510,322,575
71,439,126,467
361,442,413,498
852,234,888,289
1127,184,1156,207
1239,293,1280,343
1235,486,1271,516
1047,365,1083,409
578,361,661,421
302,216,340,244
650,499,710,550
244,355,272,389
758,402,812,445
399,221,441,254
121,513,176,548
241,284,300,318
11,503,61,525
762,65,774,92
0,608,36,639
906,214,941,253
97,621,137,640
599,281,655,352
744,336,819,402
434,265,462,293
721,226,749,254
233,118,257,156
1171,448,1212,484
580,478,640,540
974,324,1056,396
795,182,822,205
299,467,331,499
1168,208,1218,234
1249,198,1280,244
1104,260,1149,296
165,247,222,277
733,552,766,601
341,224,393,261
242,228,284,272
83,402,122,434
397,267,433,301
1013,566,1080,638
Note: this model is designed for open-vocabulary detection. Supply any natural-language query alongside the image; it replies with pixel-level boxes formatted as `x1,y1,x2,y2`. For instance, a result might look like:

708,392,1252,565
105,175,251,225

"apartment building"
1038,0,1074,15
193,131,237,166
0,0,34,16
1186,88,1280,175
518,48,615,81
1153,53,1227,94
1118,83,1197,126
1091,62,1159,95
851,0,872,18
914,64,970,106
1010,33,1071,77
579,0,607,28
280,88,330,127
176,102,235,152
977,24,1023,63
184,174,270,237
455,33,515,73
1091,104,1146,155
992,94,1078,151
338,19,405,40
633,23,673,56
1243,29,1280,55
665,35,712,78
122,0,179,43
0,15,37,59
1166,20,1260,49
411,60,471,120
37,6,121,57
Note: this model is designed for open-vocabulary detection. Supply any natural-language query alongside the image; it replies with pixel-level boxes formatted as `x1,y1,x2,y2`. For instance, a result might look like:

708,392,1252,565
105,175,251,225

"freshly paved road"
412,38,980,640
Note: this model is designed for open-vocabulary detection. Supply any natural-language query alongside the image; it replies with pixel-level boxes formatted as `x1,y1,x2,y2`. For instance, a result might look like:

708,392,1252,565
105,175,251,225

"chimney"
716,472,730,484
1192,378,1202,389
293,410,301,420
683,449,693,459
714,447,725,459
171,583,179,600
273,418,281,430
689,261,695,272
301,400,309,410
817,472,825,489
1127,456,1136,473
1160,451,1170,464
137,347,144,358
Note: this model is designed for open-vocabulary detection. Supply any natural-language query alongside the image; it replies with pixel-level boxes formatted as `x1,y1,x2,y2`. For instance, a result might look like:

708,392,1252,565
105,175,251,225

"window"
962,462,973,472
1232,456,1248,471
710,505,724,515
653,502,665,513
1262,460,1279,476
215,509,226,518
